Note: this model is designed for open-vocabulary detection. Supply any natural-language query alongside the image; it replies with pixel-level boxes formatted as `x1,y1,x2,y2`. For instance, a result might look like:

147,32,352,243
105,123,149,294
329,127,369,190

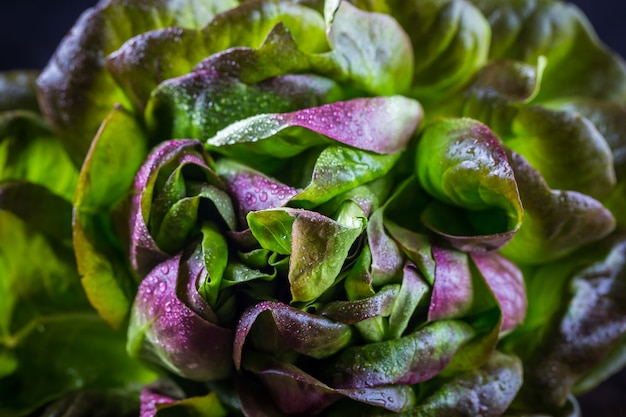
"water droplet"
160,264,170,275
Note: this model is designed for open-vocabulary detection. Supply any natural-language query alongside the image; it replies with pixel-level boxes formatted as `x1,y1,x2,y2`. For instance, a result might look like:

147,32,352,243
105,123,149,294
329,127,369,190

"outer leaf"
107,0,329,108
324,0,414,95
37,0,235,164
415,117,523,252
403,351,522,417
0,316,156,415
0,110,78,202
506,105,615,198
541,98,626,227
507,234,626,410
73,105,147,327
471,0,626,103
501,150,615,264
0,181,73,245
387,0,491,104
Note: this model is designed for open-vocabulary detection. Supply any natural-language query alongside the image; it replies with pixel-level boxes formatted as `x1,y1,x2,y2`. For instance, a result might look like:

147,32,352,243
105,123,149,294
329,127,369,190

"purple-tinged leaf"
36,0,232,165
428,247,473,322
129,139,234,277
511,235,626,409
127,254,232,381
107,1,329,110
320,285,400,325
129,140,202,275
233,301,353,370
242,354,416,414
243,354,342,416
406,351,522,417
330,320,474,388
471,253,527,332
216,159,299,226
367,208,404,286
206,96,422,156
145,68,343,144
140,387,176,417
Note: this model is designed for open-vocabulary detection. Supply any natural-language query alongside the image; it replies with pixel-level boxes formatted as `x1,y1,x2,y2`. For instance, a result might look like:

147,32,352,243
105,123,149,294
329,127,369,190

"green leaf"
406,351,522,417
247,209,295,255
0,110,78,202
388,0,491,104
37,0,236,164
197,223,229,308
324,0,414,95
506,105,615,199
471,0,626,103
73,105,148,328
155,392,227,417
249,207,365,302
0,181,73,245
0,313,156,416
0,211,85,348
329,320,474,388
291,146,401,209
501,150,615,264
415,117,523,251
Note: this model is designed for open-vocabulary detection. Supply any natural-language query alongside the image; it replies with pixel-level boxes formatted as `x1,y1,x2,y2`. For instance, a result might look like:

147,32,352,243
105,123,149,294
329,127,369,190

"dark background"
1,0,626,415
0,0,625,71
